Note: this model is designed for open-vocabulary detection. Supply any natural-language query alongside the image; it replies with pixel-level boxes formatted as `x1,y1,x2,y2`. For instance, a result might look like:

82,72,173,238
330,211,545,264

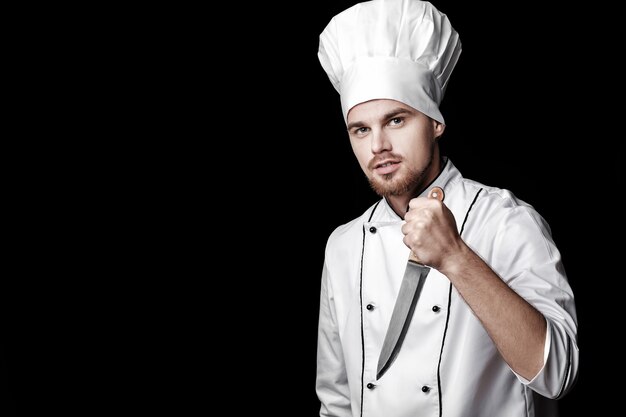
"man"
315,1,579,416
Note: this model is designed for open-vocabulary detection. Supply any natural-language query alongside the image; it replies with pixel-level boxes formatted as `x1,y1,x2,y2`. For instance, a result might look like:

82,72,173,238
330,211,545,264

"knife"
376,186,444,380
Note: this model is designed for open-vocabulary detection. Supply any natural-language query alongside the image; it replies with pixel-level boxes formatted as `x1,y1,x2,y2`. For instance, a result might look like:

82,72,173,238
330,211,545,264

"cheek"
350,141,372,168
410,140,431,155
401,136,432,164
406,129,432,151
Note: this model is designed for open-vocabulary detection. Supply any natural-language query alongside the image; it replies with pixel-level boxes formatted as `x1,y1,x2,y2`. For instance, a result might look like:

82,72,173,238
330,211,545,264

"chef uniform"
315,1,579,416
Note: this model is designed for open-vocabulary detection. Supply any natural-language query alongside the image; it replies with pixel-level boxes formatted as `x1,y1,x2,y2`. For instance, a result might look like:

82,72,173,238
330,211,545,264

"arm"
404,196,578,395
316,260,352,417
436,241,546,379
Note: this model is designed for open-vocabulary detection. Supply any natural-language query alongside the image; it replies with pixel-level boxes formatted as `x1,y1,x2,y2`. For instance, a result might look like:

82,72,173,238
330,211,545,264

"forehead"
347,99,417,123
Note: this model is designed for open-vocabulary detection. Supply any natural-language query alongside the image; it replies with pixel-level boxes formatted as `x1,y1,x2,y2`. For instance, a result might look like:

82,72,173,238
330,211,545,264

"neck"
387,155,444,219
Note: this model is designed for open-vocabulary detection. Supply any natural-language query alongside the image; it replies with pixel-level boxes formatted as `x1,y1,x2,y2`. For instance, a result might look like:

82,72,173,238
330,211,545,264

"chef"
315,1,579,416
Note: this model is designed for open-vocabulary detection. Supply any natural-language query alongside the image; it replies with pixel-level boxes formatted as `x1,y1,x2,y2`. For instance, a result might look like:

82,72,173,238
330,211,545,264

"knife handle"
426,187,444,202
408,186,445,265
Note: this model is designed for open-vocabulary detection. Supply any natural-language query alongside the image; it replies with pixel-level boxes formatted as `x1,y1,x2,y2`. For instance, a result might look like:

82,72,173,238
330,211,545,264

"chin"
369,173,414,197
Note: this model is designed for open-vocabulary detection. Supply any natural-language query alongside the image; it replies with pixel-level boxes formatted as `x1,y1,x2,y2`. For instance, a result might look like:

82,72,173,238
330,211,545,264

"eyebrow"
347,107,413,130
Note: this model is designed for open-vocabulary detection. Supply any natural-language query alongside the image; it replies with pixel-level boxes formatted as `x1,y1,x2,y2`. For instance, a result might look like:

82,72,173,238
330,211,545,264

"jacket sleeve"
490,204,579,399
316,259,352,417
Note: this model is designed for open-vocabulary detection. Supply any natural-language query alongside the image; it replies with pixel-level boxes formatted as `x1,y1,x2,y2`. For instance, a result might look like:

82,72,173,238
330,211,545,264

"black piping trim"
437,283,453,417
359,200,380,416
436,187,483,416
367,200,381,222
460,188,483,237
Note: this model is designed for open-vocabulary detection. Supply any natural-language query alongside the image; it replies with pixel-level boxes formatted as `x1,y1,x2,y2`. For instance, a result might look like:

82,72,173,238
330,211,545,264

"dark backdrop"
2,1,623,415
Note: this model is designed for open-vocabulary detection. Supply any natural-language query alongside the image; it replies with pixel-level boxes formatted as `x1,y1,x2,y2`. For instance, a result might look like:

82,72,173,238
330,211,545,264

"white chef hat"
318,0,461,125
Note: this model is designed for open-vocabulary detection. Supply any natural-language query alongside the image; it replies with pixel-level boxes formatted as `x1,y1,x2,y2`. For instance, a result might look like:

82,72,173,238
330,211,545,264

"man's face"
346,99,444,198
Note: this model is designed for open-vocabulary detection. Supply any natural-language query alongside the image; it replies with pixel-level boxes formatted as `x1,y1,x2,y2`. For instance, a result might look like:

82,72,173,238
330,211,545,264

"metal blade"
376,260,430,380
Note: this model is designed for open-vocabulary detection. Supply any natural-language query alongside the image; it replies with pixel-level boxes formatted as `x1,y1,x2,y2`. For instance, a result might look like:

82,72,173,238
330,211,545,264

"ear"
433,120,445,140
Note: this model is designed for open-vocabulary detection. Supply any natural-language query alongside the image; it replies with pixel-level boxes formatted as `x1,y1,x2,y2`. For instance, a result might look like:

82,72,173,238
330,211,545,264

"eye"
350,126,370,137
388,117,404,126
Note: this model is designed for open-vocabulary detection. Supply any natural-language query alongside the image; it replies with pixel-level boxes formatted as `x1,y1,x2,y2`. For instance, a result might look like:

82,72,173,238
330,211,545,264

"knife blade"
376,186,444,380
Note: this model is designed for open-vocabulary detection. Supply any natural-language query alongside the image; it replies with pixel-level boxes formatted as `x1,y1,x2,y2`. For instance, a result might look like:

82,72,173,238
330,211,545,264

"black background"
2,1,624,415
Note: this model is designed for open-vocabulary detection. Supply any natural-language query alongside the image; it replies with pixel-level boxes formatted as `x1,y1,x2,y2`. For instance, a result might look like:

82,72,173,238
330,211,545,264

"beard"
367,151,435,198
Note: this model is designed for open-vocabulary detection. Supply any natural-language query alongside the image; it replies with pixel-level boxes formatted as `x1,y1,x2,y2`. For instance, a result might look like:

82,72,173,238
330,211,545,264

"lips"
373,160,400,175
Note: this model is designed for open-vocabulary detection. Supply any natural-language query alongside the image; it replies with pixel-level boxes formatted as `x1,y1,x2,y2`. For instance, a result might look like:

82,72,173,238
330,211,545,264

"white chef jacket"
316,158,579,417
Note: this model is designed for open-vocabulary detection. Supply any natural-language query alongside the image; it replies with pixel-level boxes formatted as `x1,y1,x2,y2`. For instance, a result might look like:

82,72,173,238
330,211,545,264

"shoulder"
452,177,555,248
443,160,541,226
451,174,538,215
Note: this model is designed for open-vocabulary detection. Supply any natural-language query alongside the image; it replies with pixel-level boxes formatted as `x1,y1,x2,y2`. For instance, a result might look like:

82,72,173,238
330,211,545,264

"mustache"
368,153,403,170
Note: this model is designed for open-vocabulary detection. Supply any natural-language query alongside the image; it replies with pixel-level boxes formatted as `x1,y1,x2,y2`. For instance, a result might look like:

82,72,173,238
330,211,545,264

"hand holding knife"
376,186,446,380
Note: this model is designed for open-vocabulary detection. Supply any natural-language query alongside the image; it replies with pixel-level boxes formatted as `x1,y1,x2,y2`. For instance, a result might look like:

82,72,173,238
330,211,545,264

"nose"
371,129,391,154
